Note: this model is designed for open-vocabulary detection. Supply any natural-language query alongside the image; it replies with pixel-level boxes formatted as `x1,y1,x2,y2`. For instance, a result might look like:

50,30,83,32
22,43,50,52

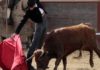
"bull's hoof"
73,54,82,59
90,62,94,67
54,67,57,70
29,66,36,70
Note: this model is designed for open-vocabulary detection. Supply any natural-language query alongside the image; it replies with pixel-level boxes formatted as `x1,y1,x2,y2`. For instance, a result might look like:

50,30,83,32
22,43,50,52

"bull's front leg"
54,57,62,70
62,56,67,70
89,50,94,67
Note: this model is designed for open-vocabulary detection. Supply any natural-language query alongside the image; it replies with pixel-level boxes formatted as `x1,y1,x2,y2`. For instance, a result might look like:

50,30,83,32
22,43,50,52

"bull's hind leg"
54,57,62,70
89,50,94,67
73,50,82,59
62,56,67,70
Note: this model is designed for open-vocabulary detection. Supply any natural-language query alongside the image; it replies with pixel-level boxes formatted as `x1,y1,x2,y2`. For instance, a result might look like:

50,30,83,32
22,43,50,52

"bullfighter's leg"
54,57,62,70
89,50,94,67
27,17,47,70
62,56,67,70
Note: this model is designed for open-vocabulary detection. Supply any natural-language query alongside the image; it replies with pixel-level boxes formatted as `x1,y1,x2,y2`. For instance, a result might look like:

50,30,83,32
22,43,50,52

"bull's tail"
93,42,100,58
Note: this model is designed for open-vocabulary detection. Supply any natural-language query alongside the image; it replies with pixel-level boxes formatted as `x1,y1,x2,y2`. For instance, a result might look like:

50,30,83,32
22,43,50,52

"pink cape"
0,34,28,70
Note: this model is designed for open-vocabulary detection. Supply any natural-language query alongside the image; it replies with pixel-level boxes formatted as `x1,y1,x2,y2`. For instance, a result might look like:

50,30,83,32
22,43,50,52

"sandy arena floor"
0,50,100,70
32,51,100,70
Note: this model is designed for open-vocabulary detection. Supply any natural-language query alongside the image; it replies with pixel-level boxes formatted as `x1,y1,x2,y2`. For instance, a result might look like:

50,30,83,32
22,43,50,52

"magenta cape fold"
0,34,28,70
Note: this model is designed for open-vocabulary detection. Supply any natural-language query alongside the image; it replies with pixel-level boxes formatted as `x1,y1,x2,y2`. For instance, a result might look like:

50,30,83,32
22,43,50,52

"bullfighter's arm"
15,11,29,34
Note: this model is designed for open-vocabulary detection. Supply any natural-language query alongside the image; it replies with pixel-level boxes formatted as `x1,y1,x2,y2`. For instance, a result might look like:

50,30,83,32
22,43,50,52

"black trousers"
27,15,47,70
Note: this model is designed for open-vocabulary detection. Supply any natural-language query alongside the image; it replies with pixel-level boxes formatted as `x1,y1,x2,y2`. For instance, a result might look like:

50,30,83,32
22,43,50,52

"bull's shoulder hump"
54,27,66,33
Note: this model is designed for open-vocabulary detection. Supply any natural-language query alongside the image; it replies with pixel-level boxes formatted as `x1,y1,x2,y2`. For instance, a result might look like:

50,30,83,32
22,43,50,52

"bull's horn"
26,53,35,61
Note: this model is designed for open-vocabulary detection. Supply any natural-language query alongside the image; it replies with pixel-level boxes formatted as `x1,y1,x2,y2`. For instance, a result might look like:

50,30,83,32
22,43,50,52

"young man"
14,0,47,70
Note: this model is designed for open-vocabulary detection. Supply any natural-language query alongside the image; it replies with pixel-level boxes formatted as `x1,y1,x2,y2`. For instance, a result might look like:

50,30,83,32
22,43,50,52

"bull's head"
35,51,50,70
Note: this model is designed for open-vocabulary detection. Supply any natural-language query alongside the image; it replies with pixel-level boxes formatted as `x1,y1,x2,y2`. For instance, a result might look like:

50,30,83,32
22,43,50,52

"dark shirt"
15,7,43,34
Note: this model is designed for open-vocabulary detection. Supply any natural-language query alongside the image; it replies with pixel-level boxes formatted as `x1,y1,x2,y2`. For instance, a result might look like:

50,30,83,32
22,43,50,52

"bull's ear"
39,50,44,57
34,49,44,59
40,51,48,58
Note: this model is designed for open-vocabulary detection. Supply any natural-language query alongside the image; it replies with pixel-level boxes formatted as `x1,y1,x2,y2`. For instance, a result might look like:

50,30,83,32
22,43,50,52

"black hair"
27,0,36,7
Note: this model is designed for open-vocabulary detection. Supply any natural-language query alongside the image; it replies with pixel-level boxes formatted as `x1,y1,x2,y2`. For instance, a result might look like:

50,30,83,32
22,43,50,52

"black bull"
0,0,27,25
8,0,20,24
8,0,20,10
8,0,28,25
